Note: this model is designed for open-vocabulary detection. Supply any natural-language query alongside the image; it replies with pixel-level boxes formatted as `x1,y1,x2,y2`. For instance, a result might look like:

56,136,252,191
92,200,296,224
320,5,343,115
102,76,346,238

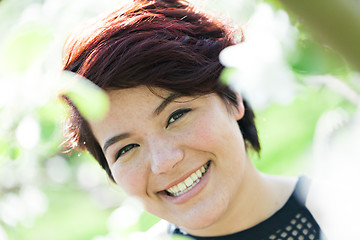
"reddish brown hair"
61,0,260,181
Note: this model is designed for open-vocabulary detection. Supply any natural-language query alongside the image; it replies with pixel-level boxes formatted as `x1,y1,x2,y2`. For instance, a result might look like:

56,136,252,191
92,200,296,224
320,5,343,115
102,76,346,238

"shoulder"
262,173,298,200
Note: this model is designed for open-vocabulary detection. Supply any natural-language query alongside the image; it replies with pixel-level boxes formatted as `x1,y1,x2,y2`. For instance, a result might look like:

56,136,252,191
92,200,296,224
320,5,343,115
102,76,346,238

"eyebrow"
102,92,184,153
153,92,184,116
103,133,130,153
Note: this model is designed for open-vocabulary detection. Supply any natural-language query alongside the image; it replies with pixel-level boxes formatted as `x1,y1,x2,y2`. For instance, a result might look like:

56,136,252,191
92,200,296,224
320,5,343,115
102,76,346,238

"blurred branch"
303,75,360,105
277,0,360,72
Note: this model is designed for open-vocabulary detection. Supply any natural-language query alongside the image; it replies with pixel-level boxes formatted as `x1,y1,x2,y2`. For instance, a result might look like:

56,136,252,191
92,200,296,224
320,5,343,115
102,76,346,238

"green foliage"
1,22,53,73
5,185,111,240
290,35,349,76
253,86,350,174
60,71,110,121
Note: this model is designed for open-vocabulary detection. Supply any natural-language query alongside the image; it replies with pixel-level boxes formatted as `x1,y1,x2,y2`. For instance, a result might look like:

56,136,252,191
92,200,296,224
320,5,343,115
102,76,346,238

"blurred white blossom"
312,106,360,239
77,161,105,190
76,160,123,208
107,198,144,235
220,2,298,109
45,156,71,183
0,0,122,237
92,235,121,240
15,116,41,149
19,185,49,227
0,224,8,240
0,185,47,228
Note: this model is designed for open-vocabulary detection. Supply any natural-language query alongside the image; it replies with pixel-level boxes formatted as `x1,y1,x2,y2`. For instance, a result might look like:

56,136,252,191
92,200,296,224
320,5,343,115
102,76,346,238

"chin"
174,200,228,234
183,216,220,231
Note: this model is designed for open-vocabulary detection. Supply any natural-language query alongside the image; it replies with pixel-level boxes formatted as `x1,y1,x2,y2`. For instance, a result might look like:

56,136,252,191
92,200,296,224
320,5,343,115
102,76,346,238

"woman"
61,0,325,239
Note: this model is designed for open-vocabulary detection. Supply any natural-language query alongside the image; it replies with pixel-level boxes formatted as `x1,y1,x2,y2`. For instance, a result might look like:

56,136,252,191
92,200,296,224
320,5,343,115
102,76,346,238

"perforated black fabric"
169,176,325,240
266,212,320,240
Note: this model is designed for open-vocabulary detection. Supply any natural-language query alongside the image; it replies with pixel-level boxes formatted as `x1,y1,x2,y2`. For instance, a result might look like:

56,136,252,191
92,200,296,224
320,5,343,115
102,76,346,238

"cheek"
185,114,227,148
111,164,147,196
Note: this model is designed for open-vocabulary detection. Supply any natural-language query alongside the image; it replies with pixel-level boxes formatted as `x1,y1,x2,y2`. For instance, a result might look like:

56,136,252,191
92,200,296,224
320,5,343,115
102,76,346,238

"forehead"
88,86,180,142
107,86,168,105
92,86,167,125
103,86,181,118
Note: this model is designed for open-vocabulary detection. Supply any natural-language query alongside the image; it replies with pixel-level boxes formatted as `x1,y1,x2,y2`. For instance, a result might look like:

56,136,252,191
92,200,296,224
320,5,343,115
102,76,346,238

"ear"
233,93,245,121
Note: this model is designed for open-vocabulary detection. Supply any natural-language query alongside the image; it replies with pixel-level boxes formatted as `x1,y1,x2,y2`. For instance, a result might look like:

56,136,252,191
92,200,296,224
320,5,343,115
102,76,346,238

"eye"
166,108,192,128
115,143,139,160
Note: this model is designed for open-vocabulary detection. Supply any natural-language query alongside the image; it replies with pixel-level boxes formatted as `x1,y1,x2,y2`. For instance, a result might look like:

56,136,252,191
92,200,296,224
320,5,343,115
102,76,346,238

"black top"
168,176,325,240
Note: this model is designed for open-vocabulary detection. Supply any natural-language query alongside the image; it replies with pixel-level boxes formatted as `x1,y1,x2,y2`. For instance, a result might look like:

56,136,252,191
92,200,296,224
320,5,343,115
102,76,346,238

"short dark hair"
61,0,260,181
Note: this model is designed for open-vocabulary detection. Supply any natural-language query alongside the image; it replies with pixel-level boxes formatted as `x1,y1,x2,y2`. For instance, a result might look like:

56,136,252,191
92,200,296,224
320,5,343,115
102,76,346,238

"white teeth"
196,170,202,178
166,162,209,197
190,173,198,181
184,177,193,187
178,182,186,191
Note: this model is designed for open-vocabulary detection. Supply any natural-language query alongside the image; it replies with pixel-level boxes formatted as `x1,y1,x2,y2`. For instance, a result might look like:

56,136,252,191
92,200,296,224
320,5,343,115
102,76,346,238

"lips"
165,161,210,197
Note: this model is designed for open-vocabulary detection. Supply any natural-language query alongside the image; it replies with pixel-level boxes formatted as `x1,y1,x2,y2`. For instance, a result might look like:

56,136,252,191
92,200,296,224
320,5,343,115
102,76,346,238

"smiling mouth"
165,161,210,197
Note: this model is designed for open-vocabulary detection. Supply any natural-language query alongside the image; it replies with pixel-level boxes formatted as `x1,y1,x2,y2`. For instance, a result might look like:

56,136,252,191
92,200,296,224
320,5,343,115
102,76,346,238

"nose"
147,135,184,175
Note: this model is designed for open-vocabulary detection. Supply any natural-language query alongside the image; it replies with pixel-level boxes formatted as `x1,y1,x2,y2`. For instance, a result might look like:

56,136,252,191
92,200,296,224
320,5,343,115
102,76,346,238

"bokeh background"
0,0,359,239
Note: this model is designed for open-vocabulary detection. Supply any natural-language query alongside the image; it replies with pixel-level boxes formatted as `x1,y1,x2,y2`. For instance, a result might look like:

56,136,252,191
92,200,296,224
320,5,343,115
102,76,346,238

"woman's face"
89,86,250,233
